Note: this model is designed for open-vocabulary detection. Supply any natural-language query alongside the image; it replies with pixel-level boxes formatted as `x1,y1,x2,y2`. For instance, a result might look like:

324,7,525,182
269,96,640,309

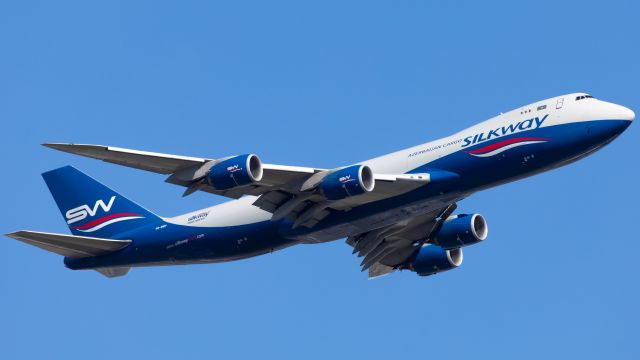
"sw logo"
65,196,144,233
66,196,116,224
339,175,354,184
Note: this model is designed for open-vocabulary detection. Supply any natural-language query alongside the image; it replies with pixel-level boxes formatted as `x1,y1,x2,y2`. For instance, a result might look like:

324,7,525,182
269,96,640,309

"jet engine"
320,165,375,200
207,154,263,190
409,244,463,276
433,214,488,250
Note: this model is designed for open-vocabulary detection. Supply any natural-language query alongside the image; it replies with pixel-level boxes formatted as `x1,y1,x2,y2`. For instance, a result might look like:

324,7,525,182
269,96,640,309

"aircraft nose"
584,101,634,140
611,103,635,121
621,106,635,121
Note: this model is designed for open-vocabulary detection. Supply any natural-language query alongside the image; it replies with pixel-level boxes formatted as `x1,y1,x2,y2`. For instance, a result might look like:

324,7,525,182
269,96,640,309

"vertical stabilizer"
42,166,162,238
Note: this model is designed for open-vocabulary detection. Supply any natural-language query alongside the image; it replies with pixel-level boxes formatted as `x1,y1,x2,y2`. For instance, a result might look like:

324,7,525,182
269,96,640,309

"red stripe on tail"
72,212,142,229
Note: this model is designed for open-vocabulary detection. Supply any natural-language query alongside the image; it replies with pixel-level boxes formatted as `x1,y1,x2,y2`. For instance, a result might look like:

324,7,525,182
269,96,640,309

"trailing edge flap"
95,267,131,278
6,231,131,258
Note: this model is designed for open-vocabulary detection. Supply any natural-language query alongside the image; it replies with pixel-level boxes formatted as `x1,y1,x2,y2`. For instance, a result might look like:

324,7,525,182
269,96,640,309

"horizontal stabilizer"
6,231,131,258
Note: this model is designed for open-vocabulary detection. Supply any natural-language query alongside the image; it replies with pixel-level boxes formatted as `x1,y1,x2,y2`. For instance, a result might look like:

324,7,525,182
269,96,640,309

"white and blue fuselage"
52,93,634,272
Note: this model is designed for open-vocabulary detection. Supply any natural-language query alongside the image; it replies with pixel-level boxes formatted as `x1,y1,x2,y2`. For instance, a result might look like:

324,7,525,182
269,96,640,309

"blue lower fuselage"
64,119,631,270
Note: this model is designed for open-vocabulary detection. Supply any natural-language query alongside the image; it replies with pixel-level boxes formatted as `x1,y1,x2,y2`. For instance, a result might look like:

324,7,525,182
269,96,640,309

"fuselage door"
556,97,564,109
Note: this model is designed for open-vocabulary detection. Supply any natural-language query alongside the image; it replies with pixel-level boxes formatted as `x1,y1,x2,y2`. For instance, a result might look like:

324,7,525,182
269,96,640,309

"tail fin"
42,166,162,238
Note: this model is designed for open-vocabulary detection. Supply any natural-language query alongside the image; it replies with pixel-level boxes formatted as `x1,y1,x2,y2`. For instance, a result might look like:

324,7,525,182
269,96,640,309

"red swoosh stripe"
467,137,550,154
72,212,142,229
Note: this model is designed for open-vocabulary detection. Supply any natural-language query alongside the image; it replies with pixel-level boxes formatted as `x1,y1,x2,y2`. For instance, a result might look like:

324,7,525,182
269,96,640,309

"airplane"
6,93,634,278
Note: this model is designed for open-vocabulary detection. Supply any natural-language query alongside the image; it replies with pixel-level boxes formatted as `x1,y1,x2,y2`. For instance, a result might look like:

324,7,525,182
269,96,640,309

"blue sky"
1,1,639,359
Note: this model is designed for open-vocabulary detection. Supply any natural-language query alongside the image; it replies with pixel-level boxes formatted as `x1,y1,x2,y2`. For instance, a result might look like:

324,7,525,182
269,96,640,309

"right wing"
346,203,458,278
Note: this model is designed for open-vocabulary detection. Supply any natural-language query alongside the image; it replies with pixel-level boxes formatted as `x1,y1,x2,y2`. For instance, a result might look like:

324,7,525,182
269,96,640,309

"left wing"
346,203,457,278
44,143,437,227
43,143,325,199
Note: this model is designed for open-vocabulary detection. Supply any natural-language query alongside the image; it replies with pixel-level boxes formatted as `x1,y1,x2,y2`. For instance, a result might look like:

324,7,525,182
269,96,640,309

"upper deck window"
575,95,594,101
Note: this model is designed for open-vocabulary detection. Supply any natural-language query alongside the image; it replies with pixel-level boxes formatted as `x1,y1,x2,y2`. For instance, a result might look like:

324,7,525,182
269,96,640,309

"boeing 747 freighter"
7,93,634,278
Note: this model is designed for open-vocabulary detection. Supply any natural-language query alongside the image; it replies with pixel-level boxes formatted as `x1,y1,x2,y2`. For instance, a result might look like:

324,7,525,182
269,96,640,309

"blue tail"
42,166,162,238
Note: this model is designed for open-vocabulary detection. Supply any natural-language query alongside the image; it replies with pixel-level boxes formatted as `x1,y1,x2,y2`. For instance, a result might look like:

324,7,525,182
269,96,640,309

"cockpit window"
575,95,594,101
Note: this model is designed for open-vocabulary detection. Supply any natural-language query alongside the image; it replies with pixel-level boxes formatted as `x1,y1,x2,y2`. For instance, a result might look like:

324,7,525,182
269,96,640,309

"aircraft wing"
346,203,457,278
44,143,436,228
43,143,324,197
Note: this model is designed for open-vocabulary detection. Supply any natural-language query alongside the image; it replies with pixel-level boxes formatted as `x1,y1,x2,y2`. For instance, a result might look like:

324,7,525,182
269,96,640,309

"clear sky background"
1,1,638,359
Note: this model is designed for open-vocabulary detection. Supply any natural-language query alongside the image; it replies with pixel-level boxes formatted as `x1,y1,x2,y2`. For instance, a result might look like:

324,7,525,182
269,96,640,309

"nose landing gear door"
556,97,564,109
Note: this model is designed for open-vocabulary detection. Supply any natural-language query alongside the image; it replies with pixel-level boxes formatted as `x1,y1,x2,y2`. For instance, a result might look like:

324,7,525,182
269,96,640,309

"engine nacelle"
410,244,463,276
320,165,374,200
433,214,488,250
207,154,263,190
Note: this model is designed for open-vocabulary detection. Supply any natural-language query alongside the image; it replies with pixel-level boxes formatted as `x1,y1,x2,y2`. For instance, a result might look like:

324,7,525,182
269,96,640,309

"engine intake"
433,214,488,250
320,165,374,200
410,244,463,276
207,154,263,190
